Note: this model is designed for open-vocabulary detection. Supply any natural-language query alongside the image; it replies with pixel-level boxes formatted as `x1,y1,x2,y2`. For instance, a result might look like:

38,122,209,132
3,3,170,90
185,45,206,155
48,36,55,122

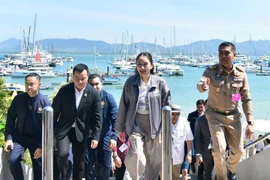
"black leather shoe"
228,170,237,180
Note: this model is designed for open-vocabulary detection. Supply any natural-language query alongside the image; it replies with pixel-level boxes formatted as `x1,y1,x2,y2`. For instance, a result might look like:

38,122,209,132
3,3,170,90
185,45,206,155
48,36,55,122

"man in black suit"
4,73,51,180
186,99,205,179
194,114,214,180
53,63,102,180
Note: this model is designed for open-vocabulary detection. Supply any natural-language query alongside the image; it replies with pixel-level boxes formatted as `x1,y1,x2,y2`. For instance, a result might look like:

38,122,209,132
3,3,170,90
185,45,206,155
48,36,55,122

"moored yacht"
66,57,74,62
11,67,55,78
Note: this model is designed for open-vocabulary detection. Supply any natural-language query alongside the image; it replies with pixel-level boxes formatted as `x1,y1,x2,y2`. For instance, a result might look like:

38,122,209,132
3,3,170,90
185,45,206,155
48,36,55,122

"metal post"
42,106,54,180
246,148,250,159
161,106,172,180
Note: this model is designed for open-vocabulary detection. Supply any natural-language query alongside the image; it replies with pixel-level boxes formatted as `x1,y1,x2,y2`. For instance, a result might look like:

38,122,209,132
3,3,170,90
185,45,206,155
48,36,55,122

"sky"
1,0,270,46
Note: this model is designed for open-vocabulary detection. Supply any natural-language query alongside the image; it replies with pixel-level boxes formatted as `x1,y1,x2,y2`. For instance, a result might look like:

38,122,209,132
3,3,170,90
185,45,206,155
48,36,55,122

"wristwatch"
247,121,254,126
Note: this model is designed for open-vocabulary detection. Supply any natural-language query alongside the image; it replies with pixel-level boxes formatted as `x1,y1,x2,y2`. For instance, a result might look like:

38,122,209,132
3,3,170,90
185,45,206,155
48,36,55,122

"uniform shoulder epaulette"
209,65,217,69
236,66,244,72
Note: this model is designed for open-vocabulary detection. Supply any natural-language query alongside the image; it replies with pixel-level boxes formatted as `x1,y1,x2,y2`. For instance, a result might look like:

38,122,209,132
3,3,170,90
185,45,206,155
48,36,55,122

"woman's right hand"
114,156,122,168
118,131,125,142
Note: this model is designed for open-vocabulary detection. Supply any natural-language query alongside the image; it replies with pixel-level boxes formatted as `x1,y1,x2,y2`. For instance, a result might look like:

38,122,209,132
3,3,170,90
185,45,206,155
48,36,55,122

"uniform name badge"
119,143,128,153
232,87,241,101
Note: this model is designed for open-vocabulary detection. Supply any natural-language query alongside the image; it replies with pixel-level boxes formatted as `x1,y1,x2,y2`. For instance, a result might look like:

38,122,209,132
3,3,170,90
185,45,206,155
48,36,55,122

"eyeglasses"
136,63,149,68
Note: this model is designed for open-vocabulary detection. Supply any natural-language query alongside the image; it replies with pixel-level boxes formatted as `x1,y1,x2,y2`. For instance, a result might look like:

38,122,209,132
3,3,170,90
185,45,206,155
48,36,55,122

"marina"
1,53,270,121
1,1,270,179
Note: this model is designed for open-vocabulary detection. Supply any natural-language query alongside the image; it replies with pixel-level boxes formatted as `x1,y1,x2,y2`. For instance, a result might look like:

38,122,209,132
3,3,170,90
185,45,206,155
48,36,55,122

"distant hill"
1,38,270,56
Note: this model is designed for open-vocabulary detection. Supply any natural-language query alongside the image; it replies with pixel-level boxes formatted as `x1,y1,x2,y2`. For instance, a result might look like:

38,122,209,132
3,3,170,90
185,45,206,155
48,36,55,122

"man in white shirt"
256,135,264,154
171,105,193,180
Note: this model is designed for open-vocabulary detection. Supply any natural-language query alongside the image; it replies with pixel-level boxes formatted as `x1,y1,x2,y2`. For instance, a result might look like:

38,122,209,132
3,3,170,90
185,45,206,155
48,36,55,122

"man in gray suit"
194,114,214,180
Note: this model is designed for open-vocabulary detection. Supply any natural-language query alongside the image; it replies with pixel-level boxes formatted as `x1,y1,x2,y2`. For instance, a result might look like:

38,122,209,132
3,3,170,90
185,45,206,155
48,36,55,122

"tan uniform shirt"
197,63,253,122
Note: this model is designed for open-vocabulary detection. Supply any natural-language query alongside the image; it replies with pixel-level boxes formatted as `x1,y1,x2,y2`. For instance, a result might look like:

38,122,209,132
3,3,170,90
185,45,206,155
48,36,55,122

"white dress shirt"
172,116,194,165
72,85,86,127
137,77,151,114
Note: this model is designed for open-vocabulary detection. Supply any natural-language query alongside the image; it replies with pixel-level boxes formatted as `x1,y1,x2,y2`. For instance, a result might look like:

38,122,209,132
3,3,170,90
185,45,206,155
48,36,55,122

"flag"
36,53,41,62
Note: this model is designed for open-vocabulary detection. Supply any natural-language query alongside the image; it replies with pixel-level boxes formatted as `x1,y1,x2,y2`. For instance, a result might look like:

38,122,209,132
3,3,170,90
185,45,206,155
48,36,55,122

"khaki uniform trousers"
160,163,181,180
124,113,162,180
205,109,243,180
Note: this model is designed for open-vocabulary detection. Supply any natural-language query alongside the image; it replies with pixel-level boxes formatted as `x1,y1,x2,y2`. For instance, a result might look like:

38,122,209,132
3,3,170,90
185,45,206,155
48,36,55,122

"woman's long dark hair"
134,52,154,75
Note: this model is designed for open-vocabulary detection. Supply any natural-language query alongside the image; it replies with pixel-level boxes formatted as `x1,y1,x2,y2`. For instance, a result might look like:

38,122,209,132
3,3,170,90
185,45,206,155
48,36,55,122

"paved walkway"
108,173,198,180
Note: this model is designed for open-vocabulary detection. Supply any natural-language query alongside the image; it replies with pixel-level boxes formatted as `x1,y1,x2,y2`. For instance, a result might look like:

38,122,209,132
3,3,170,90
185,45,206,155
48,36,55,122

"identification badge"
232,87,241,101
232,94,241,101
119,143,128,153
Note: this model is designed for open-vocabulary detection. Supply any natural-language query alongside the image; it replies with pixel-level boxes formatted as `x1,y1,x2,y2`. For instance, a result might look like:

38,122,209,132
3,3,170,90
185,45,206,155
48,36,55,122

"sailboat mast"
32,14,37,64
32,14,37,50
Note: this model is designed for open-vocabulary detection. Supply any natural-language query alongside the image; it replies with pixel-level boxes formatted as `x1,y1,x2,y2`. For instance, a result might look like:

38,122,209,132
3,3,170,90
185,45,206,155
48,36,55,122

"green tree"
0,78,11,148
0,78,10,117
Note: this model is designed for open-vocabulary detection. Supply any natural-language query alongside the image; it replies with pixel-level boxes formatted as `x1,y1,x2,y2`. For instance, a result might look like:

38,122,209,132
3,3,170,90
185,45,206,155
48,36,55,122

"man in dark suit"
85,74,118,180
53,63,102,180
4,73,51,180
186,99,205,179
194,114,214,180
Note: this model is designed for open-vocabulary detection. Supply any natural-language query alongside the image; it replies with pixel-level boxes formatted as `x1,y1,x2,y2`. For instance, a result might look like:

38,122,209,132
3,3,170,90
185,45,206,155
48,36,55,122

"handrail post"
161,106,172,180
42,106,54,180
246,147,250,159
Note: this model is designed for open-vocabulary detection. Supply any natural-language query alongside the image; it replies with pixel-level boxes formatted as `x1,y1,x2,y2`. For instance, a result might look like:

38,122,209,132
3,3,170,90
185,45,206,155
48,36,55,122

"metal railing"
244,131,270,158
42,106,54,180
161,106,172,180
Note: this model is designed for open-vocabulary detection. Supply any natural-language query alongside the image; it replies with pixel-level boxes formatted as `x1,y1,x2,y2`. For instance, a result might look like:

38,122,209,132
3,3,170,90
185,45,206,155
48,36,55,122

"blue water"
1,53,270,120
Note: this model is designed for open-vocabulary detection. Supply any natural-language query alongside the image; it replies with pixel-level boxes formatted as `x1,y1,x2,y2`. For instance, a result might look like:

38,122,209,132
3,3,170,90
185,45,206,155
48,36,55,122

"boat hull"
11,71,55,78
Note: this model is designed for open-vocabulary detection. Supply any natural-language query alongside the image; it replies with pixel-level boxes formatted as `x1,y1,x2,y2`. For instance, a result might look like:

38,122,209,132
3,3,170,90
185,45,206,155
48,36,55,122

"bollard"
42,106,54,180
161,106,172,180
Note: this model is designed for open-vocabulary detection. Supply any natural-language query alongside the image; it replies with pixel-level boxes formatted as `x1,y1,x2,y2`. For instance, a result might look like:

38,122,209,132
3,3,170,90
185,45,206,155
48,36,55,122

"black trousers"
202,153,214,180
56,128,87,180
115,163,126,180
9,135,41,180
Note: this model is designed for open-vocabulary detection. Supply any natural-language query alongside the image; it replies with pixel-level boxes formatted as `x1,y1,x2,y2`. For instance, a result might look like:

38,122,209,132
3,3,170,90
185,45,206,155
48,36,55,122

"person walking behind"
111,131,131,180
197,42,254,180
4,73,51,180
194,112,215,180
116,52,171,180
255,135,264,154
170,105,193,180
84,74,118,180
53,63,102,180
186,99,206,180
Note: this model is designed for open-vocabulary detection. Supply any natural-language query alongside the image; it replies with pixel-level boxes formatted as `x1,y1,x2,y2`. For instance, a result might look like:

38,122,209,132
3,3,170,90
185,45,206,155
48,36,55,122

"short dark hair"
218,42,236,53
73,63,89,75
88,74,102,82
196,99,205,106
25,73,41,81
135,52,154,75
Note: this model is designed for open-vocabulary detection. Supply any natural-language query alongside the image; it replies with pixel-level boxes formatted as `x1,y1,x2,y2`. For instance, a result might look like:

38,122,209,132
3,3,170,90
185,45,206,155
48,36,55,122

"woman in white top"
116,52,171,180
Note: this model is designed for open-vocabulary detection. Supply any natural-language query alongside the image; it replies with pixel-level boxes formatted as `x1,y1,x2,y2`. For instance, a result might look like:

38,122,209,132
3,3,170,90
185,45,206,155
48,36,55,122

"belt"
208,106,238,115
